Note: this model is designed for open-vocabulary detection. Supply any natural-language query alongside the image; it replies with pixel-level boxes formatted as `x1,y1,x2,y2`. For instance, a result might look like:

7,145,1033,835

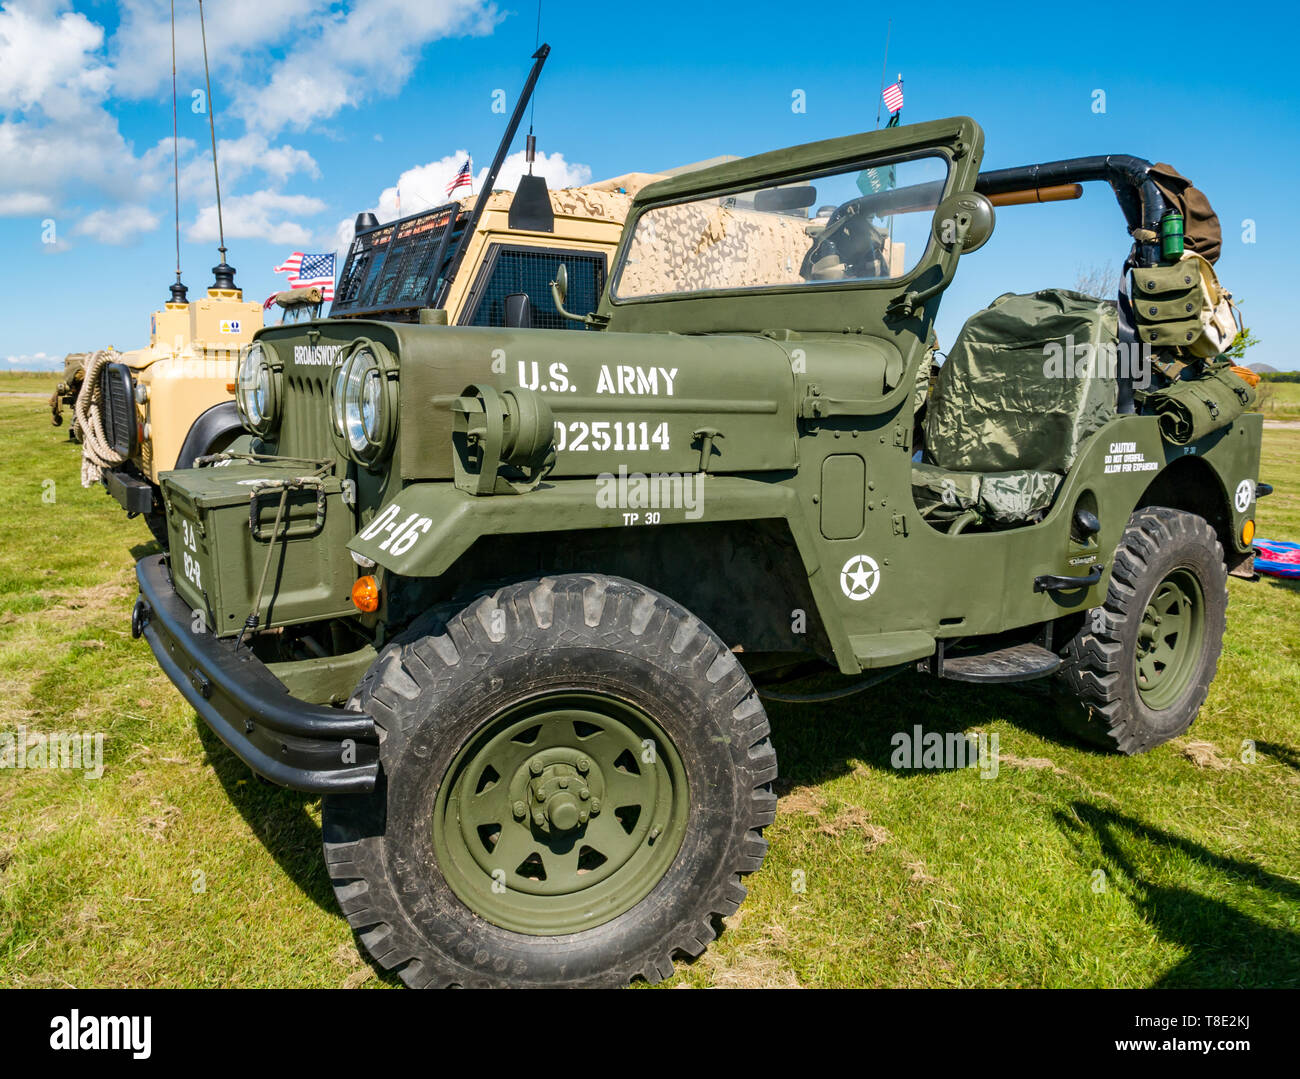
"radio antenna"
526,0,542,174
168,0,187,303
875,19,891,129
197,0,235,290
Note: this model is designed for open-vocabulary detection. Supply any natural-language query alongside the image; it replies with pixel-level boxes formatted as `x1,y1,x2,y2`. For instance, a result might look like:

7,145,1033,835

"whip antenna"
875,19,891,129
526,0,542,173
197,0,235,290
168,0,187,303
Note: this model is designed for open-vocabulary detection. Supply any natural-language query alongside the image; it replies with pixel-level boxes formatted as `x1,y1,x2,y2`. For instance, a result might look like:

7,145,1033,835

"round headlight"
343,349,379,454
361,367,383,443
331,359,349,436
333,343,396,465
250,365,271,424
236,343,279,436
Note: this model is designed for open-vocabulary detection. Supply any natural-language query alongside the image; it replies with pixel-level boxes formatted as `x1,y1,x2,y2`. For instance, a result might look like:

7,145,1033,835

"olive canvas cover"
1146,361,1256,445
924,289,1119,474
912,461,1060,526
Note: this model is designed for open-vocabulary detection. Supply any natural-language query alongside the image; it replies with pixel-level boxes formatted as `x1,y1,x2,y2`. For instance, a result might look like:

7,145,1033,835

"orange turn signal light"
1242,519,1255,546
226,381,237,393
351,575,379,613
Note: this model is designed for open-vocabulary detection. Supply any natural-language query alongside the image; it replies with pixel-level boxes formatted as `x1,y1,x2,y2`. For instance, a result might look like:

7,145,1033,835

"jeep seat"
916,289,1118,527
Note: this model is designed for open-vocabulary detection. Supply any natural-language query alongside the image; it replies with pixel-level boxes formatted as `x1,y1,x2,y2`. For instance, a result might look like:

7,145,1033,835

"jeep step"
919,641,1062,684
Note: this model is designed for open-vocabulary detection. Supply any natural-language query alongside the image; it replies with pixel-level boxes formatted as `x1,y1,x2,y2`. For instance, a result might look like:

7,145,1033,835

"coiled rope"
75,349,127,487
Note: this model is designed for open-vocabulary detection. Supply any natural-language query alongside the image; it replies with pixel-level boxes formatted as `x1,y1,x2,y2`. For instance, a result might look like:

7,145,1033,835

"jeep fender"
348,476,859,669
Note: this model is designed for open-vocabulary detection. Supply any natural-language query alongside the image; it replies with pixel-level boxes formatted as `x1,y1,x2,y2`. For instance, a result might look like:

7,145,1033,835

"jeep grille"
281,373,335,461
99,363,135,457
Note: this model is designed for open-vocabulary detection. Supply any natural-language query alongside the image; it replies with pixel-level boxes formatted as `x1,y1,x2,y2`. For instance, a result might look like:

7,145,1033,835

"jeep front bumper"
133,554,379,794
104,468,155,515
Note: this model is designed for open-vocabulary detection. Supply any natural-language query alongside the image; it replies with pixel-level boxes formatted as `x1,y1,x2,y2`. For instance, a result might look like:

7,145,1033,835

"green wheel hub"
432,692,690,936
1135,568,1206,711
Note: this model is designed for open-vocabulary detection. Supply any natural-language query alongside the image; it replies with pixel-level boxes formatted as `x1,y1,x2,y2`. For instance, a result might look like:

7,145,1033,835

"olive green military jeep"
132,116,1264,988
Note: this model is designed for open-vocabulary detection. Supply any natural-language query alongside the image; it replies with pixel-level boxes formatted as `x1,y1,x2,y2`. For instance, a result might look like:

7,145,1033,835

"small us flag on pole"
446,157,473,197
882,79,904,116
272,251,336,300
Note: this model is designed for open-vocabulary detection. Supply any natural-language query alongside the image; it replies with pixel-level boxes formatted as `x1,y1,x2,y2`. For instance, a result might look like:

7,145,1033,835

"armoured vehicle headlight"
236,343,280,436
333,342,396,466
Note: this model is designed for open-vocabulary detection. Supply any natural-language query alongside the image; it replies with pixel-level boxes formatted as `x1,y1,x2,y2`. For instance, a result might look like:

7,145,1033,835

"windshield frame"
608,147,955,306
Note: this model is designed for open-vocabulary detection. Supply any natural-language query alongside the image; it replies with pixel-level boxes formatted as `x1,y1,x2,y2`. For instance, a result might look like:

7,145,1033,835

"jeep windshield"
612,154,948,300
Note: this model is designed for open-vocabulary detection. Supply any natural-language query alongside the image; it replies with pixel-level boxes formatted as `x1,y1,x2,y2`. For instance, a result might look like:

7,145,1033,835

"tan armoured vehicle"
79,176,642,546
74,43,649,546
75,266,264,544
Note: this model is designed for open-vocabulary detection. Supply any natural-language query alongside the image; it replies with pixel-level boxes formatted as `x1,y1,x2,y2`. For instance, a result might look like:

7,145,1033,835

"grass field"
0,393,1296,988
1257,379,1300,423
0,371,55,394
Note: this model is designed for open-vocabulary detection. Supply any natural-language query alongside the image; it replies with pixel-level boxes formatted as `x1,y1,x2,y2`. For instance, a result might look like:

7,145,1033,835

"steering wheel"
801,197,888,279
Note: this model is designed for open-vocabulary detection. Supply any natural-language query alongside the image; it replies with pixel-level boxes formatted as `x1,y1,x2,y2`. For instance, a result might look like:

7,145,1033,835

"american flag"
882,79,904,115
446,157,473,197
272,251,336,300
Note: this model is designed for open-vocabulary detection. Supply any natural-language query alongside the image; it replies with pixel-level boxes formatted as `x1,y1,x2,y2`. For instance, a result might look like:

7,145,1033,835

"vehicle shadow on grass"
1260,575,1300,596
763,668,1099,789
193,719,336,913
1056,801,1300,987
1254,740,1300,771
192,718,406,988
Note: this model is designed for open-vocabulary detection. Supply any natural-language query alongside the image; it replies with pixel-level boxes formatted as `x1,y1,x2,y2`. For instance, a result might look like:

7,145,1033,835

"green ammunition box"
160,461,358,637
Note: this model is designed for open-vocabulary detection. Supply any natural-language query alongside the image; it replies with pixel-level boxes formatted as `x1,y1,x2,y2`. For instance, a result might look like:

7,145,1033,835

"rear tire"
1054,507,1227,754
323,573,776,987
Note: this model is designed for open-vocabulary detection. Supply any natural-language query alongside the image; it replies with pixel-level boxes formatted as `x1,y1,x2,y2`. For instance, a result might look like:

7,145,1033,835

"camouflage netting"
924,289,1119,474
460,186,634,224
550,186,633,222
618,202,814,296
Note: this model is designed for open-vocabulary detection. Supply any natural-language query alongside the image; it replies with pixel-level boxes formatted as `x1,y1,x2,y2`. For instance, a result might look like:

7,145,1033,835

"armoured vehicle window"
465,246,606,329
613,154,948,299
332,204,460,316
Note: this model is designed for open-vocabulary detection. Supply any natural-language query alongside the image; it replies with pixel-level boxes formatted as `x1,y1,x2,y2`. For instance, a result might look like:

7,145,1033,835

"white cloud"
1,0,506,259
108,0,322,98
6,351,60,370
375,149,591,220
75,204,161,245
239,0,502,134
0,190,54,216
178,132,319,196
330,148,592,258
0,3,109,118
481,149,592,193
0,111,159,206
189,189,327,246
0,3,164,219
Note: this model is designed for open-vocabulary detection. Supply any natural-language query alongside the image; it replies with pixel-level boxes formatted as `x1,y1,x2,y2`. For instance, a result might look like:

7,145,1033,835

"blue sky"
3,0,1296,369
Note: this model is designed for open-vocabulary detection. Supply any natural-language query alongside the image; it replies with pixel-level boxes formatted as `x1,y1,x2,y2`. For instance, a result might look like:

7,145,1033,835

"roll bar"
975,155,1166,267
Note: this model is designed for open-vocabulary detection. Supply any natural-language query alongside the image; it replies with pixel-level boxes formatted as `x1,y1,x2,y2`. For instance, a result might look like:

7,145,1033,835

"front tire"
1054,507,1228,754
143,508,169,547
323,573,776,987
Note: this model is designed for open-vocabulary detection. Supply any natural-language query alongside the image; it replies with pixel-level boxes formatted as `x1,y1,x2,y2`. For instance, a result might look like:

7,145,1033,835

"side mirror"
549,262,604,328
550,263,568,308
932,192,996,253
503,292,532,328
